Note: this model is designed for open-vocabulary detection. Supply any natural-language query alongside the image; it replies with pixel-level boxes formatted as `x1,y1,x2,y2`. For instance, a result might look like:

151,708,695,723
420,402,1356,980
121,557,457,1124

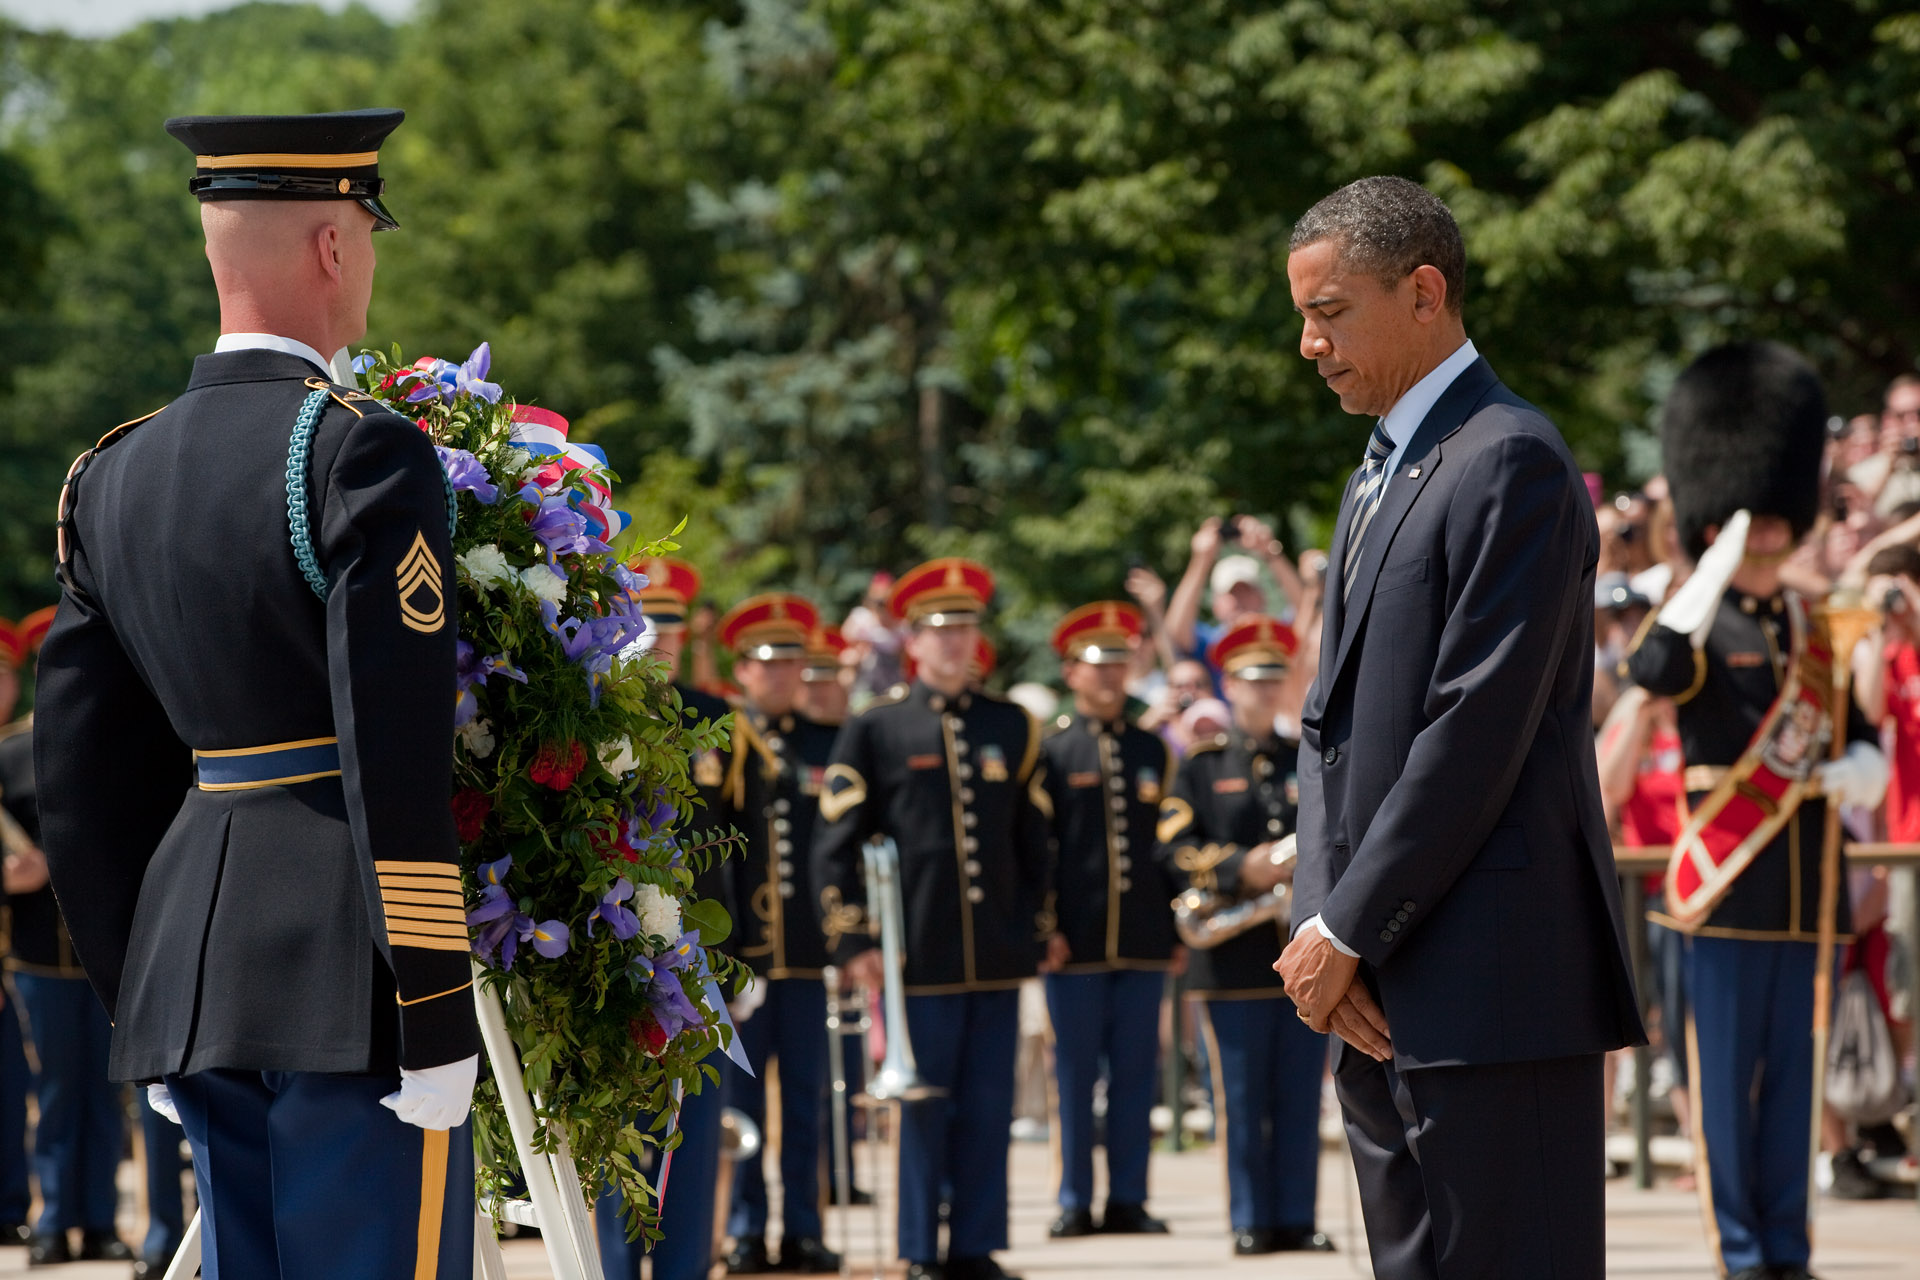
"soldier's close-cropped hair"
1288,176,1467,313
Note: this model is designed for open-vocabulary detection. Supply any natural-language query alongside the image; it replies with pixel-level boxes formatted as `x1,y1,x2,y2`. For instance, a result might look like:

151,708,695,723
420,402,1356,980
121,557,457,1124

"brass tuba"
1173,833,1295,949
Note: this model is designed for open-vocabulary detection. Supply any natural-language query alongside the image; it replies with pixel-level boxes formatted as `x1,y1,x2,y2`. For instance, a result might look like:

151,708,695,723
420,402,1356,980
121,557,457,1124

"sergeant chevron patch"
396,531,445,633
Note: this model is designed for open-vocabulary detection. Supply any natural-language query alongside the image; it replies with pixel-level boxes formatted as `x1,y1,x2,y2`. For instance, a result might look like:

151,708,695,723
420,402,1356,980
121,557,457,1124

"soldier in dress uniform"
1038,602,1180,1239
798,624,852,727
714,594,841,1275
0,713,138,1268
596,556,735,1280
811,558,1054,1280
33,111,480,1277
1154,617,1333,1256
1625,343,1886,1280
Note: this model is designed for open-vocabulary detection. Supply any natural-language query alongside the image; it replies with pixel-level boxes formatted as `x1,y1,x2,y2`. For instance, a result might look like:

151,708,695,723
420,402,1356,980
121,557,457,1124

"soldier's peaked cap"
1209,615,1297,681
165,109,404,231
720,593,819,660
1661,341,1825,561
1052,601,1143,664
889,557,994,626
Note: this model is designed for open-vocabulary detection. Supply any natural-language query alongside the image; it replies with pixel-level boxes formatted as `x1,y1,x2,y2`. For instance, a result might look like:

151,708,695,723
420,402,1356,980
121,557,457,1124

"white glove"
728,978,767,1025
146,1082,180,1126
1657,509,1750,648
1816,741,1890,811
380,1054,478,1130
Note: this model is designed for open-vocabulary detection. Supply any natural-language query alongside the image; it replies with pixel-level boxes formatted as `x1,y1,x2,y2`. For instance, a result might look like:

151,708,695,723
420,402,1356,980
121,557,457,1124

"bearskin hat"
1660,341,1825,561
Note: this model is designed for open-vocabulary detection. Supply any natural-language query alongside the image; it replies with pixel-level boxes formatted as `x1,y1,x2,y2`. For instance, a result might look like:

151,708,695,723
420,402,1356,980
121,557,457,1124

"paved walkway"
1,1136,1911,1275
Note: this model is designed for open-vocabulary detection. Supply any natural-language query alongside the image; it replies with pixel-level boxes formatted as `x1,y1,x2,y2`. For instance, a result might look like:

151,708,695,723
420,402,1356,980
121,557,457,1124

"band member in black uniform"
714,594,841,1274
798,624,852,727
1156,617,1332,1255
811,558,1053,1280
596,556,735,1280
1039,602,1179,1239
1626,343,1885,1280
34,110,479,1278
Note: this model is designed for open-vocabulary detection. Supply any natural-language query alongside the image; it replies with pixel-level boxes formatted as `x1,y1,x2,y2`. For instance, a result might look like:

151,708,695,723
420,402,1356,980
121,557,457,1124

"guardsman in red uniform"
715,595,841,1275
811,559,1053,1280
1038,603,1180,1238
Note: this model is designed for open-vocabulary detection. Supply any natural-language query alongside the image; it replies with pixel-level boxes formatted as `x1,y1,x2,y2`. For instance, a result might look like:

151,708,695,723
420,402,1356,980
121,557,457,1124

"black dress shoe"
1725,1268,1772,1280
27,1232,72,1267
1048,1207,1096,1238
77,1231,133,1262
947,1258,1021,1280
726,1236,774,1274
904,1265,944,1280
1271,1226,1336,1252
776,1236,842,1273
1774,1269,1821,1280
1232,1229,1278,1255
1098,1203,1168,1234
0,1221,29,1246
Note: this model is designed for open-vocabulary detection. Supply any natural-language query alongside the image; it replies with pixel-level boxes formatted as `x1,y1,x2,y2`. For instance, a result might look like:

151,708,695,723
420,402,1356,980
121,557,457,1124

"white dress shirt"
213,332,346,381
1301,337,1480,961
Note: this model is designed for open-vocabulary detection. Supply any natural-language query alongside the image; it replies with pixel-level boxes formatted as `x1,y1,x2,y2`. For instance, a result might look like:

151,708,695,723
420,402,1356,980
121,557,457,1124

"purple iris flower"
528,493,612,558
468,887,571,969
527,918,571,958
455,640,529,727
452,343,504,403
539,602,646,707
628,930,705,1038
610,563,647,596
587,879,641,940
436,447,499,504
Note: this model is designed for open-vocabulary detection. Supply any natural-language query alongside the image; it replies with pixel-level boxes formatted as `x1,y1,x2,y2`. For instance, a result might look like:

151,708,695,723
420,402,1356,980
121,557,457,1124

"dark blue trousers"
1684,935,1820,1274
898,990,1018,1265
140,1086,189,1263
596,1057,725,1280
1198,996,1324,1233
1043,969,1163,1212
15,974,119,1234
727,977,827,1241
0,994,30,1224
166,1068,473,1280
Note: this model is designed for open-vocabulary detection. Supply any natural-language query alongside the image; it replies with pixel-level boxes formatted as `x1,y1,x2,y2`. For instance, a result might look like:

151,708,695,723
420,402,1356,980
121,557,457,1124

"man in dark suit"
35,111,479,1277
1275,176,1643,1280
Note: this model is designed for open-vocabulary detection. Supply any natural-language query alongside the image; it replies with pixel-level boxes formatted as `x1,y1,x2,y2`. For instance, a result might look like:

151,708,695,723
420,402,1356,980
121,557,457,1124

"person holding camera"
1164,517,1304,684
1847,375,1920,518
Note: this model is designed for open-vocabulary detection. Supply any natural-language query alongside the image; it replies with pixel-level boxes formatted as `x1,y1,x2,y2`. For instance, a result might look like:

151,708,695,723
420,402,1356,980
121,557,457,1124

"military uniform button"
1323,747,1340,765
967,886,985,904
963,836,979,853
1256,758,1274,778
778,860,794,876
1267,818,1283,835
1117,856,1132,872
779,882,796,899
958,764,974,780
773,818,791,835
767,736,785,753
1117,876,1132,891
930,695,947,712
965,859,982,876
764,806,776,819
959,788,975,803
1114,835,1129,852
1108,775,1125,792
945,716,964,733
775,839,793,856
953,739,970,755
774,798,791,815
963,812,978,828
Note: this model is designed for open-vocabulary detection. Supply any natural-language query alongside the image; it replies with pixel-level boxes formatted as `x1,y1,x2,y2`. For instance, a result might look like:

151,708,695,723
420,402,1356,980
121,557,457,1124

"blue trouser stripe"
1043,969,1165,1211
727,977,828,1240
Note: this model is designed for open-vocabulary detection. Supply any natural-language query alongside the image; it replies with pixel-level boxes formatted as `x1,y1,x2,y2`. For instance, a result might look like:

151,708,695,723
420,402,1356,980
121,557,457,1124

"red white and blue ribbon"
508,405,631,541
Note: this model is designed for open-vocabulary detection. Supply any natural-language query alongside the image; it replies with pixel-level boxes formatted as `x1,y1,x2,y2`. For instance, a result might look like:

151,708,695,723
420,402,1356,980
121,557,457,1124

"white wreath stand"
163,967,606,1279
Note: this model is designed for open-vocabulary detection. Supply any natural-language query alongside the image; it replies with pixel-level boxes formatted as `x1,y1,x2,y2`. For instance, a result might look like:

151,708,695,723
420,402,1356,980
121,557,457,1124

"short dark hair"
1289,176,1467,313
1867,543,1920,583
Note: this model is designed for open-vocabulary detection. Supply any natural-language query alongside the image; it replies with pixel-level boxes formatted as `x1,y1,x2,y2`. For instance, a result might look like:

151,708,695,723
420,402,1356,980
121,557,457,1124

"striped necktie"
1341,421,1396,602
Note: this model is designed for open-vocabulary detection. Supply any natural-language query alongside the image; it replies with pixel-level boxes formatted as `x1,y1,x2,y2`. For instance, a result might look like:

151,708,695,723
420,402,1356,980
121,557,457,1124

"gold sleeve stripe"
383,915,469,939
1017,709,1043,782
1157,797,1195,844
384,903,469,924
396,979,474,1008
377,874,465,892
387,933,473,952
374,860,462,878
380,888,466,908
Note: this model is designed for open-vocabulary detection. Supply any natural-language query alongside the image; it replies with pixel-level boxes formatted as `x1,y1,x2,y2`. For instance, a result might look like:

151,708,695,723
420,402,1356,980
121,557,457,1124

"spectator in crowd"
1138,659,1215,745
841,571,906,700
1847,375,1920,517
1164,517,1303,679
1597,492,1656,579
1175,698,1231,754
1592,572,1651,727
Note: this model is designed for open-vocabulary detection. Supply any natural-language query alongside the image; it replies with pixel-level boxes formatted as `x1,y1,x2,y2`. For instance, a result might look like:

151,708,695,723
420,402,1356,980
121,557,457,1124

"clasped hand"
1275,928,1392,1061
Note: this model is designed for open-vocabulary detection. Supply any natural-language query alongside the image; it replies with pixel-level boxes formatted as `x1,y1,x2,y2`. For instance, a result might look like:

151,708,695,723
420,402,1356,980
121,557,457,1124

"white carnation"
458,718,496,760
457,544,517,592
520,562,570,604
634,882,682,945
598,737,637,776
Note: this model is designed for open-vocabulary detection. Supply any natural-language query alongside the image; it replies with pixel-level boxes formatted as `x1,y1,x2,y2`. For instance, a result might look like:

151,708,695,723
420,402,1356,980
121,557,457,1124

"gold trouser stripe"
1684,1013,1725,1272
389,932,473,952
398,978,474,1008
197,769,341,792
376,860,462,878
1195,999,1233,1216
199,151,380,170
414,1126,450,1280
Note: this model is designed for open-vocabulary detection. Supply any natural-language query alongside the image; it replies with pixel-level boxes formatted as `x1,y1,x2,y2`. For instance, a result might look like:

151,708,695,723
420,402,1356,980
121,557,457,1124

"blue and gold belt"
194,736,342,791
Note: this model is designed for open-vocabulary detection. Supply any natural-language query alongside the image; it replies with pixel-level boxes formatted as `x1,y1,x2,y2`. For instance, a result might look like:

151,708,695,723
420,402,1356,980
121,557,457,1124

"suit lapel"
1325,358,1499,694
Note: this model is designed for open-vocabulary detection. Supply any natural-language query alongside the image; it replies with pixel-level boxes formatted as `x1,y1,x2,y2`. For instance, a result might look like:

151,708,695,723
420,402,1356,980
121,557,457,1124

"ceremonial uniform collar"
912,681,972,714
1067,710,1128,738
1727,586,1787,617
748,708,798,737
214,331,337,379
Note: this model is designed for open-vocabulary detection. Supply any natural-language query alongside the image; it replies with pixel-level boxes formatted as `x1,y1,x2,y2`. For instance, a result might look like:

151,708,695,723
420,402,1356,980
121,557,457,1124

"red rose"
628,1014,669,1057
378,371,401,391
451,788,491,843
591,826,641,865
415,417,431,432
528,740,587,791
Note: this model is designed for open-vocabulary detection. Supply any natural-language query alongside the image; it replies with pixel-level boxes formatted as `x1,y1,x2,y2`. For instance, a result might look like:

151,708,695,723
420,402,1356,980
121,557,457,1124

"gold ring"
1296,1009,1312,1022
